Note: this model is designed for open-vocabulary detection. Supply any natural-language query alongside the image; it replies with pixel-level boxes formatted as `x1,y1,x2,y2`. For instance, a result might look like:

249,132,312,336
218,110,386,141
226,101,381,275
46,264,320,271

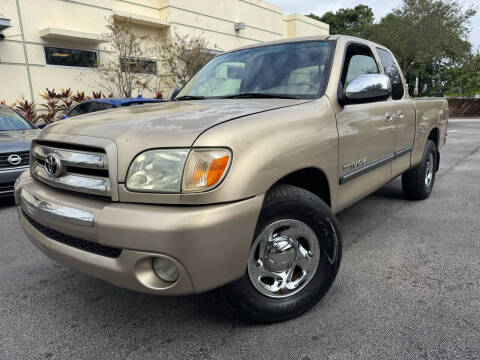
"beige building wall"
0,0,328,103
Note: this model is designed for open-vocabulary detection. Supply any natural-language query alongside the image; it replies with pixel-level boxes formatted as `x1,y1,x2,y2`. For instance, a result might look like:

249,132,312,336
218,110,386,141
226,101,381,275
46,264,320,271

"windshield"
0,107,35,131
177,41,334,100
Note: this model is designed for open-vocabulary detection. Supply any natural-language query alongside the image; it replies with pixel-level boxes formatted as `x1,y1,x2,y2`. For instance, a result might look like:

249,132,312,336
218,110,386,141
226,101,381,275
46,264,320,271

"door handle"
397,110,405,119
385,112,394,122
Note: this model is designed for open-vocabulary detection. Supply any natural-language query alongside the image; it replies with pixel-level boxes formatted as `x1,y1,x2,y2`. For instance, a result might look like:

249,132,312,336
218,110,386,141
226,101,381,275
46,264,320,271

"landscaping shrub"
2,88,124,124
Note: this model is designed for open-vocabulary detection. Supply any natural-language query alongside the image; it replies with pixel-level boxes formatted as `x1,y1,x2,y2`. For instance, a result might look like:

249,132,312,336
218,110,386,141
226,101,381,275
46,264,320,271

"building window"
44,46,98,68
120,58,157,74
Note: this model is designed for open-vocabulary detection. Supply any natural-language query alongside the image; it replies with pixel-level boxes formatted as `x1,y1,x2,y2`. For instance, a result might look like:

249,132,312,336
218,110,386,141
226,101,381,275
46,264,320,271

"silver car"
0,105,40,196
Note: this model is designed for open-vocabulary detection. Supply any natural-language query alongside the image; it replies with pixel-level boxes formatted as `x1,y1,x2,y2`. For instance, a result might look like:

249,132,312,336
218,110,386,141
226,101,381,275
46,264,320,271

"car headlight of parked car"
126,148,231,193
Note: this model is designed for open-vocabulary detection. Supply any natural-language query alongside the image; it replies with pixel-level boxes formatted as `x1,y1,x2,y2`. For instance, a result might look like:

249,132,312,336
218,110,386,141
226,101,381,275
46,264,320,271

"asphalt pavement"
1,120,479,360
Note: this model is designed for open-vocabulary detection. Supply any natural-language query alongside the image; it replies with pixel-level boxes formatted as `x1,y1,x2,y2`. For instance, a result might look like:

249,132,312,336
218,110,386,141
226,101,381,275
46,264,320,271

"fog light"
152,257,179,282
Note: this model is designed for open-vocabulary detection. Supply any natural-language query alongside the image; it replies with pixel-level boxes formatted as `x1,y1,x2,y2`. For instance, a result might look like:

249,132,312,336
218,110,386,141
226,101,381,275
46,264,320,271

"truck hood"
0,129,40,153
44,99,309,148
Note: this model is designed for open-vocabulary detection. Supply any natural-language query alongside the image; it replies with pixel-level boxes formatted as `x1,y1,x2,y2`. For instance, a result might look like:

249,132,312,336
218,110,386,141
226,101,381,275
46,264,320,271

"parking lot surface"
1,120,479,360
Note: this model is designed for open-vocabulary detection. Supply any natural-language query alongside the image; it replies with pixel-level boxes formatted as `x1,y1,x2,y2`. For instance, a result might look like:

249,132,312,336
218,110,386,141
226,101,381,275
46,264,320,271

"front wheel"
402,140,438,200
221,184,342,323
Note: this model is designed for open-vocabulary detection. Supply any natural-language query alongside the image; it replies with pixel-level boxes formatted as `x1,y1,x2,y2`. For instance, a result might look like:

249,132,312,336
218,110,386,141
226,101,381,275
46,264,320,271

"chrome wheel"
425,152,434,187
247,219,320,298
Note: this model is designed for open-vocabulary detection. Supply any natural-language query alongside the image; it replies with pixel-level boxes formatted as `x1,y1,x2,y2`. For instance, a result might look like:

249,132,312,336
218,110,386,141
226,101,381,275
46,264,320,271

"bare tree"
96,17,157,97
157,31,214,90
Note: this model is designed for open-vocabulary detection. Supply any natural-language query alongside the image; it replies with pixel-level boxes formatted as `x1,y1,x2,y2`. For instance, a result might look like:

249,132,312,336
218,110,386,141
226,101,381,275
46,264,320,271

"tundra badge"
343,158,367,171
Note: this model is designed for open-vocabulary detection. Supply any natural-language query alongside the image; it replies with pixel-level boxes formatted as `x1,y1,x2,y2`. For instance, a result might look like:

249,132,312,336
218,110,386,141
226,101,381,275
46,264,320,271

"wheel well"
428,128,440,171
273,168,331,207
428,128,439,148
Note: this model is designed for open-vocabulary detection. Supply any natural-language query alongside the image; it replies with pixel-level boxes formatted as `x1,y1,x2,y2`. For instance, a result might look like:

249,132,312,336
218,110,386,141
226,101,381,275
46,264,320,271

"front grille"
0,151,30,168
31,142,111,198
23,210,122,258
0,181,15,194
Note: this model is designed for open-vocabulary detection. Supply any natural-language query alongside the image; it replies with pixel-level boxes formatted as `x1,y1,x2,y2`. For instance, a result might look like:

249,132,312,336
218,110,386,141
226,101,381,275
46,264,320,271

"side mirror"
343,74,391,105
169,88,180,101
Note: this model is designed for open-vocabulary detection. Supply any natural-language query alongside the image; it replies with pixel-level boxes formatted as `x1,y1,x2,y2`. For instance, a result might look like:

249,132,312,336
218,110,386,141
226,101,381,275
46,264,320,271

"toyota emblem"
7,154,22,166
45,153,62,177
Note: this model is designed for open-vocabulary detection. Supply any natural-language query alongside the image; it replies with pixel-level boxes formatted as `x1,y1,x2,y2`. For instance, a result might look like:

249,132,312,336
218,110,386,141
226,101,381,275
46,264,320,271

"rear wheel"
222,184,342,323
402,140,438,200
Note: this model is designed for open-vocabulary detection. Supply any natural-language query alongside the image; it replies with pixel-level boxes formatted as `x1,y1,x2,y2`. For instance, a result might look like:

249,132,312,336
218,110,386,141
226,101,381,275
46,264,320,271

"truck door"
336,43,396,210
376,47,416,177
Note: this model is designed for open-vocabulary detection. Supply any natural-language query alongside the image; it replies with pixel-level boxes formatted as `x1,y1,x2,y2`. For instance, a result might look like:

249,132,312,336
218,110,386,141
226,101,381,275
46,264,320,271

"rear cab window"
376,48,404,100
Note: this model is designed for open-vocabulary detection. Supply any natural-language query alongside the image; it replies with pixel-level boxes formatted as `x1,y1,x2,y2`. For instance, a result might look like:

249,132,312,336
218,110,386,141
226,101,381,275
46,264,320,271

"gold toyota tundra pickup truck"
15,35,447,322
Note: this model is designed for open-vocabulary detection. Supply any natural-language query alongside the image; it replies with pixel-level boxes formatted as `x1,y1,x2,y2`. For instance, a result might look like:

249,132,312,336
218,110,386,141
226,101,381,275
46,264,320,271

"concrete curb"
449,118,480,122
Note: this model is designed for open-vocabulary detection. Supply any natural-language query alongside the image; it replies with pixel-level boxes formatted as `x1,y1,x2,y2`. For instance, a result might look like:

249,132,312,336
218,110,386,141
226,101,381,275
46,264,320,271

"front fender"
181,97,339,207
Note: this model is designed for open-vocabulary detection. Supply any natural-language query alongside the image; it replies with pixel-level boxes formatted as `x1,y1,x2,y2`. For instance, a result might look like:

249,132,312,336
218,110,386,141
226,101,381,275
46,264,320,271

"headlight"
182,148,231,192
126,149,189,193
126,148,231,193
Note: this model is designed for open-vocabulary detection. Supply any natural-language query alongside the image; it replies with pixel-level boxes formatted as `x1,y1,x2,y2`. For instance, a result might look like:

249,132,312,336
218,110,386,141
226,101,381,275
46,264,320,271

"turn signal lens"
182,148,232,192
207,155,230,186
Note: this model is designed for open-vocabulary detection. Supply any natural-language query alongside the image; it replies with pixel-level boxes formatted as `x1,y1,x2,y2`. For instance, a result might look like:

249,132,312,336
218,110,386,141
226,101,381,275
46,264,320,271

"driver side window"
341,44,379,88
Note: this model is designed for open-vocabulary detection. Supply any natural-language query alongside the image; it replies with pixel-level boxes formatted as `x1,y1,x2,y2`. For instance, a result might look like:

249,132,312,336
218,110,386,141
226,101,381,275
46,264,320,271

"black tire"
402,140,438,200
221,184,342,323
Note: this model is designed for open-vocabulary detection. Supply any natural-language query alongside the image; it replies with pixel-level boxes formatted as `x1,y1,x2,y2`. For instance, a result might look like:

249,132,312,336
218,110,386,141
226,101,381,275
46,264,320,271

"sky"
269,0,480,51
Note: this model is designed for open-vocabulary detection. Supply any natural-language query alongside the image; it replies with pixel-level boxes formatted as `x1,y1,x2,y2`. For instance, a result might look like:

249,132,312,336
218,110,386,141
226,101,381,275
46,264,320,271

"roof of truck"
225,35,387,54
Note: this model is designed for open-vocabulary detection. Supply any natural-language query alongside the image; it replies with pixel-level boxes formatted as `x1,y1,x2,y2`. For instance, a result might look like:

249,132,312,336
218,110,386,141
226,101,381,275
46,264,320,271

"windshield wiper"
219,93,301,99
175,95,205,101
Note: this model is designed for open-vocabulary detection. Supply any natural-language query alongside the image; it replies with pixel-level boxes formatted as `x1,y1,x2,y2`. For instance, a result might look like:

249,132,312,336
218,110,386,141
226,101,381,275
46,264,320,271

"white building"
0,0,329,102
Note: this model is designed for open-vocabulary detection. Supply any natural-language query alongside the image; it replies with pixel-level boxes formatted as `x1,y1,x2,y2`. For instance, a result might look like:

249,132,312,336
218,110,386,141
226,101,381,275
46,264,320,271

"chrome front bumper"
20,187,94,227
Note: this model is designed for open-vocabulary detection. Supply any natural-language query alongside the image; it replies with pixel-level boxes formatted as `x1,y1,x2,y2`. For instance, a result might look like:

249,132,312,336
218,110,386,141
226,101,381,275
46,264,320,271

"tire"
402,140,438,200
221,184,342,323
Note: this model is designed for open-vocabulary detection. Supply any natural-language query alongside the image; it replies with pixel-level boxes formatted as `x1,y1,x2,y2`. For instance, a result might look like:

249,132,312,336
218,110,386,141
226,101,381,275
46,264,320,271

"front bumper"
15,174,264,295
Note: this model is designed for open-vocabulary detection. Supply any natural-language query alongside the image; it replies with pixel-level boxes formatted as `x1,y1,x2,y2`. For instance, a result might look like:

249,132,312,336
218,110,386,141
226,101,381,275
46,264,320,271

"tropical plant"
14,98,37,123
40,88,59,101
72,91,88,103
1,99,16,107
38,88,61,123
92,91,104,99
58,88,75,115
